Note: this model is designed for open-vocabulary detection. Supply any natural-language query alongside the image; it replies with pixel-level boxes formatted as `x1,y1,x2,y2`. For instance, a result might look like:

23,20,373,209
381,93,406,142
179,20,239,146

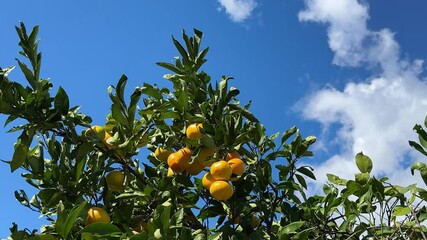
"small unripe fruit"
106,171,125,192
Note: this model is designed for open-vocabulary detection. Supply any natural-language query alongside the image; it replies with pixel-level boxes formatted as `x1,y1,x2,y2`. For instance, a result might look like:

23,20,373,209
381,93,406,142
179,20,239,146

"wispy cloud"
218,0,257,22
298,0,427,192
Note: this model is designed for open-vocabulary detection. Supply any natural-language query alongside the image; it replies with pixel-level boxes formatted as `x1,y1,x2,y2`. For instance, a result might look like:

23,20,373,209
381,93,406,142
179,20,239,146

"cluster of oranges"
201,152,245,201
156,123,246,201
83,123,247,226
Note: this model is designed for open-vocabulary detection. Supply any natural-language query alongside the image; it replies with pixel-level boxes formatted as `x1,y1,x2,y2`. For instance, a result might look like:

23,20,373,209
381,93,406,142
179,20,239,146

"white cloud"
298,0,427,193
218,0,257,22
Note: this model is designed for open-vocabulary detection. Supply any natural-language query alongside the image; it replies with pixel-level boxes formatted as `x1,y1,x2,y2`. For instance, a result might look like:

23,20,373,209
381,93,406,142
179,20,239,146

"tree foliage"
2,23,427,240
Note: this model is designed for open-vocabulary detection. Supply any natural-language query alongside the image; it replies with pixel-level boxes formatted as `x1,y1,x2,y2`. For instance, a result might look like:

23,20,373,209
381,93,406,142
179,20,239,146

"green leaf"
172,36,189,64
200,134,216,148
281,221,305,234
161,205,171,232
409,140,427,157
392,206,411,216
355,173,370,184
355,152,373,173
130,233,149,240
79,222,121,235
414,124,427,148
297,166,316,180
156,62,185,75
16,59,36,89
170,208,184,228
29,234,57,240
411,162,427,175
296,174,307,189
256,160,272,189
110,102,128,127
11,142,28,172
281,126,297,144
228,103,259,123
4,115,19,127
177,89,188,112
61,201,87,239
421,169,427,186
141,83,163,99
128,88,142,125
327,174,347,186
54,86,70,115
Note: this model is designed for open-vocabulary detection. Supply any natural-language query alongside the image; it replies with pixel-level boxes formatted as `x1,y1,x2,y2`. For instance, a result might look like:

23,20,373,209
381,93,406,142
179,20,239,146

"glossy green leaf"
54,86,69,115
409,140,427,157
392,206,411,216
61,201,87,239
129,233,149,240
16,59,36,89
327,174,347,186
297,166,316,180
355,152,373,173
80,222,121,235
355,173,370,184
411,162,427,175
281,221,305,234
156,62,185,75
11,142,27,172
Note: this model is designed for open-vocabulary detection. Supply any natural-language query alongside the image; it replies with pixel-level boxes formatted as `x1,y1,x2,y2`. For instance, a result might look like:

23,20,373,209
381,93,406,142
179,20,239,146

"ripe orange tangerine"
210,180,233,201
202,172,216,190
228,158,245,181
210,160,232,181
167,148,192,173
86,207,110,225
186,160,205,175
186,123,203,139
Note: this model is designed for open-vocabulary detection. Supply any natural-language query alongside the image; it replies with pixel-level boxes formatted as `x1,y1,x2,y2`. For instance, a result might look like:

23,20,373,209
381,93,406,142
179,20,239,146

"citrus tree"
2,23,427,240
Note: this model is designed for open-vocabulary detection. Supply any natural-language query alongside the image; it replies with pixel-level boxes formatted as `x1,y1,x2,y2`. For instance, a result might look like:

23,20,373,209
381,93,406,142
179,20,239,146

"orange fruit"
167,167,174,177
226,151,240,160
195,147,215,166
85,125,106,141
186,160,205,175
210,160,232,181
210,181,233,201
86,207,110,225
186,123,203,139
228,158,245,181
155,147,173,162
202,172,216,190
167,148,192,173
106,171,125,192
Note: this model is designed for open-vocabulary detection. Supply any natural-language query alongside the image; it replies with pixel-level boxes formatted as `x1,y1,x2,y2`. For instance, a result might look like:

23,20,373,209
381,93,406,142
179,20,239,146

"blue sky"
1,0,427,237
